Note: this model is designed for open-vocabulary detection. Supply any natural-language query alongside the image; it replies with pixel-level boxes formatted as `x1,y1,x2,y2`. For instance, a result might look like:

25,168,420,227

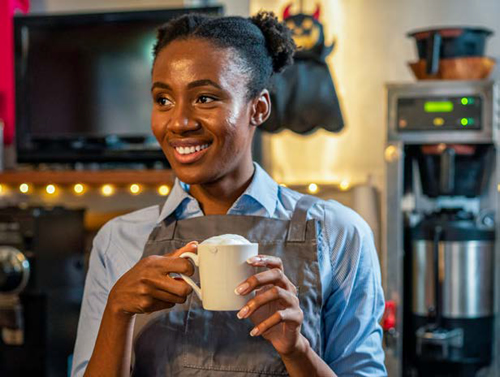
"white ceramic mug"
179,243,258,311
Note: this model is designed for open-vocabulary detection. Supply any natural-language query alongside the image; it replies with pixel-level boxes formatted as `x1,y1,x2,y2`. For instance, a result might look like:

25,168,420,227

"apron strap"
287,195,320,242
146,215,177,247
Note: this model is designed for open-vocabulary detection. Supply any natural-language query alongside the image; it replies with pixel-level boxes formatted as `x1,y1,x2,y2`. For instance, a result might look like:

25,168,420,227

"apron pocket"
181,295,289,375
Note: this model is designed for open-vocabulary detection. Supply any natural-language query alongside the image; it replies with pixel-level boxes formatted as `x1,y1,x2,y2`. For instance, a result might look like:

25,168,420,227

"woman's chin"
172,168,211,186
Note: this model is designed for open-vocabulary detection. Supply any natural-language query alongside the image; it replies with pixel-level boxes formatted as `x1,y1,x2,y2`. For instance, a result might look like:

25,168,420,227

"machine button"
382,300,397,331
433,117,445,127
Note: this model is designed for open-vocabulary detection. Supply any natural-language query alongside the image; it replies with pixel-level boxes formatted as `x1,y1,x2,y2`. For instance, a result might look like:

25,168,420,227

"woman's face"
151,38,261,185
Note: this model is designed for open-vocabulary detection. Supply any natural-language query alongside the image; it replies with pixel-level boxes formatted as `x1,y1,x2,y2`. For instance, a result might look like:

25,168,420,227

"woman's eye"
156,96,172,107
197,95,216,104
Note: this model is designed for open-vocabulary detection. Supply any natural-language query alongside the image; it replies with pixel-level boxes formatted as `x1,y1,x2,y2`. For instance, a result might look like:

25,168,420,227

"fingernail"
235,282,249,295
236,306,249,319
246,256,262,264
250,327,259,337
187,241,198,248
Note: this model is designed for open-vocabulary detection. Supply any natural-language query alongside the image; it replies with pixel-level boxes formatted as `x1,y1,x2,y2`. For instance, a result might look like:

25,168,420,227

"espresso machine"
383,80,500,376
0,206,86,376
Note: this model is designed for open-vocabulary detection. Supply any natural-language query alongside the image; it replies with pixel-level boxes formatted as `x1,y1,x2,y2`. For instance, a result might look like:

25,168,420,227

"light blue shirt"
71,163,386,376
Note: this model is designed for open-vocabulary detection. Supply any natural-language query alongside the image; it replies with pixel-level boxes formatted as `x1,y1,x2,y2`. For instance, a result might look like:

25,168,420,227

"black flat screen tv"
14,6,223,164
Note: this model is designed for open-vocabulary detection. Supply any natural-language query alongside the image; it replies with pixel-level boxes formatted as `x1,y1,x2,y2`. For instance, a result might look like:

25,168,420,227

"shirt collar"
156,178,192,224
156,162,278,223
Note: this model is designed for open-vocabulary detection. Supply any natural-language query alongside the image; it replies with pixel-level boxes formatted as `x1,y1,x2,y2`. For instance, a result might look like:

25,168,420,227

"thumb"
167,241,198,257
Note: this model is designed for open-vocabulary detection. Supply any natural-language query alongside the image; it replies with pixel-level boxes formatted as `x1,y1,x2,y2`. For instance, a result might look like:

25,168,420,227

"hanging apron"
132,195,323,376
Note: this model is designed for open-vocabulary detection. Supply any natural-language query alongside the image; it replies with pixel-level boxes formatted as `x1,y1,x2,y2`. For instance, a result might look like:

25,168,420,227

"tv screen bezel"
14,6,224,164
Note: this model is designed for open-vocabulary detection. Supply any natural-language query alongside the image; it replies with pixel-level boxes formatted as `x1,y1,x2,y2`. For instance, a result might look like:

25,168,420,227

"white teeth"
175,143,210,155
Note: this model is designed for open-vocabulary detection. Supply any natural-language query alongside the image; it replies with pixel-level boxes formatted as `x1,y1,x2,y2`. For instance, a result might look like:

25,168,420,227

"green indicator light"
461,118,468,126
424,101,454,113
461,97,468,105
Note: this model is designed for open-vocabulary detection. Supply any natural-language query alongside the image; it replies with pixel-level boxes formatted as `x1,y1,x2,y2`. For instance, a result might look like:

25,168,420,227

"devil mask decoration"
261,4,344,134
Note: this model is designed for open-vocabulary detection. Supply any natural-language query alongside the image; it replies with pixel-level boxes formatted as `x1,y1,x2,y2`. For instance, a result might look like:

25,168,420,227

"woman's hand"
234,255,306,356
106,241,198,320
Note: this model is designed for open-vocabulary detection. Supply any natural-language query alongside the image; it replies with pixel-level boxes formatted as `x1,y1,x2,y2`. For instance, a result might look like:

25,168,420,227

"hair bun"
250,11,295,73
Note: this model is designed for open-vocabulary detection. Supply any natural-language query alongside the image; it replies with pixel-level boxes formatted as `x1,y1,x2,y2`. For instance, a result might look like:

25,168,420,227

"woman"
72,12,386,377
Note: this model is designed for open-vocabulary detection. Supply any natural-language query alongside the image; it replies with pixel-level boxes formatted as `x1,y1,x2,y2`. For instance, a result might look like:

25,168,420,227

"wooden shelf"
0,169,175,185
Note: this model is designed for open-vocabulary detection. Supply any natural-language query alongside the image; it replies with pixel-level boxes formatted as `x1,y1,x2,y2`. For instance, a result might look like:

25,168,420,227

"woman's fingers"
236,286,298,320
249,308,303,337
168,241,198,258
150,287,189,305
141,241,198,277
246,255,284,271
141,298,175,314
235,267,297,296
140,275,192,298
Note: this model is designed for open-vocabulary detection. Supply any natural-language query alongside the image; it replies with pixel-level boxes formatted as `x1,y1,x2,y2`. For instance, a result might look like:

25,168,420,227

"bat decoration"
261,3,344,134
283,4,333,58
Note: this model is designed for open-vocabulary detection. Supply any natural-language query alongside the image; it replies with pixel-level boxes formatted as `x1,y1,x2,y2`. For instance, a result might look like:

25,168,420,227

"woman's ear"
250,89,271,127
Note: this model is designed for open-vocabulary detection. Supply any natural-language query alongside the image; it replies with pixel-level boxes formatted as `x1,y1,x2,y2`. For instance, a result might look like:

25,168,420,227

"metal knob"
0,246,30,294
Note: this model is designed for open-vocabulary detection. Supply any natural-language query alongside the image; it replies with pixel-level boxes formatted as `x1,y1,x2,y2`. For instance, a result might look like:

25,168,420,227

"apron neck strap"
287,195,320,242
151,215,177,242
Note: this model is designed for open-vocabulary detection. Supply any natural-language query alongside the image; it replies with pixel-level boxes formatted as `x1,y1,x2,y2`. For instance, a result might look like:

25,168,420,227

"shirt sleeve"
322,203,387,376
71,223,112,377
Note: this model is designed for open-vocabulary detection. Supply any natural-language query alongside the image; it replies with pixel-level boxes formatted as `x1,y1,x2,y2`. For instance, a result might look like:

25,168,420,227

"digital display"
397,95,482,131
424,101,454,113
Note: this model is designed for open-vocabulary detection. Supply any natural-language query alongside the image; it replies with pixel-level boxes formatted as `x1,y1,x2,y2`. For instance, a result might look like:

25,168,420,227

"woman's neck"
189,160,255,215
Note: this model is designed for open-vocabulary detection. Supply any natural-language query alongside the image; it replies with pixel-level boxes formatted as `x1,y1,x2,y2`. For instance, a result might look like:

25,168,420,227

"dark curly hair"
152,11,296,99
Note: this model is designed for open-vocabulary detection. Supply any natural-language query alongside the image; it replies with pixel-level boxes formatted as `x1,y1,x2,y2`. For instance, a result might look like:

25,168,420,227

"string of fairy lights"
0,180,352,197
0,183,172,197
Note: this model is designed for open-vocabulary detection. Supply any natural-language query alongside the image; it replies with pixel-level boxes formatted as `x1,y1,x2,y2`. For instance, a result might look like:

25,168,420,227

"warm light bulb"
158,185,170,196
74,184,85,195
46,184,56,195
101,184,115,196
307,183,319,194
384,145,400,162
339,180,350,191
0,184,4,195
129,184,142,195
19,183,30,194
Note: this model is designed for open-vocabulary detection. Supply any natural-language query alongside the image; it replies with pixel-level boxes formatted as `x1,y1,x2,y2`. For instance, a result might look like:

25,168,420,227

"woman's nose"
168,103,200,134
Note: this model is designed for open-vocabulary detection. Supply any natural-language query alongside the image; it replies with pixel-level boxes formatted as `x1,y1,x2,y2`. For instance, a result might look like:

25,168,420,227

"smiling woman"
149,14,294,214
71,11,386,377
151,38,256,189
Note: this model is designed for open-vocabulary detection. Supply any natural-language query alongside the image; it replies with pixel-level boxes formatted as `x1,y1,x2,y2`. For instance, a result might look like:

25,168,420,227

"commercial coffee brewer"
383,80,500,376
0,206,85,376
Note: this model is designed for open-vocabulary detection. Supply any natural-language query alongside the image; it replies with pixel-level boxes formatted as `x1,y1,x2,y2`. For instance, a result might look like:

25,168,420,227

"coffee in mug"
179,234,258,311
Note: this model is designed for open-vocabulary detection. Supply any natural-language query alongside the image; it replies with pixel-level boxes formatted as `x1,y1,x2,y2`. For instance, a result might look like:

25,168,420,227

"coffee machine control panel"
397,95,482,131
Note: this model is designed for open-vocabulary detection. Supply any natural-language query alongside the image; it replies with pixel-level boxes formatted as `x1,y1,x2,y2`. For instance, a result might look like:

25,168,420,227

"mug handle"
178,252,202,301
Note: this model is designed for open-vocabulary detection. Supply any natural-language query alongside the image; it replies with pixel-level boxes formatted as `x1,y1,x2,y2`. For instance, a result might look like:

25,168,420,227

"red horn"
15,0,31,13
313,4,321,20
283,4,292,20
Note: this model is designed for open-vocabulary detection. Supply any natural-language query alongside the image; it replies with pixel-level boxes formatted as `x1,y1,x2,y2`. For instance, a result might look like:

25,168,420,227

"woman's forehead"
152,38,248,90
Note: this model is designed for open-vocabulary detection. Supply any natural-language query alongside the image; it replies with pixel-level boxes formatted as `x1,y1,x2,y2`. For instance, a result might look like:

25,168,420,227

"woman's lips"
172,144,210,164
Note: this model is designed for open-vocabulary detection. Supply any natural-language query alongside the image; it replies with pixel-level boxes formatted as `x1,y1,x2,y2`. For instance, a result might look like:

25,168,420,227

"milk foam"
201,234,251,245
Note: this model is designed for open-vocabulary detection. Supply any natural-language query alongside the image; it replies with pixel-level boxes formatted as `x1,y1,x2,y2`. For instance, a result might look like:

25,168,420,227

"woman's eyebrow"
187,79,222,90
151,81,171,92
151,79,223,92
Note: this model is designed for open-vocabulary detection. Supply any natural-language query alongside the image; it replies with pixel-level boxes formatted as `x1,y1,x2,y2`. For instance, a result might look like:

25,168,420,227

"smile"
175,144,210,155
171,141,212,165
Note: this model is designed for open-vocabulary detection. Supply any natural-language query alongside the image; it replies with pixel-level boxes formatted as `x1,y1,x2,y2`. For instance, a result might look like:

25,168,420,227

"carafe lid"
412,209,495,241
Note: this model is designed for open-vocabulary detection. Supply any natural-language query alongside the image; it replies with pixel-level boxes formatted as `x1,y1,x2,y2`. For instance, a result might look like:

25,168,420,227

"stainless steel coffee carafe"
411,209,494,375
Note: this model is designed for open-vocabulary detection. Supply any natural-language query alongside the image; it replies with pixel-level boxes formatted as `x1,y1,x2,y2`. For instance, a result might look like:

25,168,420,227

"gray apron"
132,195,323,376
